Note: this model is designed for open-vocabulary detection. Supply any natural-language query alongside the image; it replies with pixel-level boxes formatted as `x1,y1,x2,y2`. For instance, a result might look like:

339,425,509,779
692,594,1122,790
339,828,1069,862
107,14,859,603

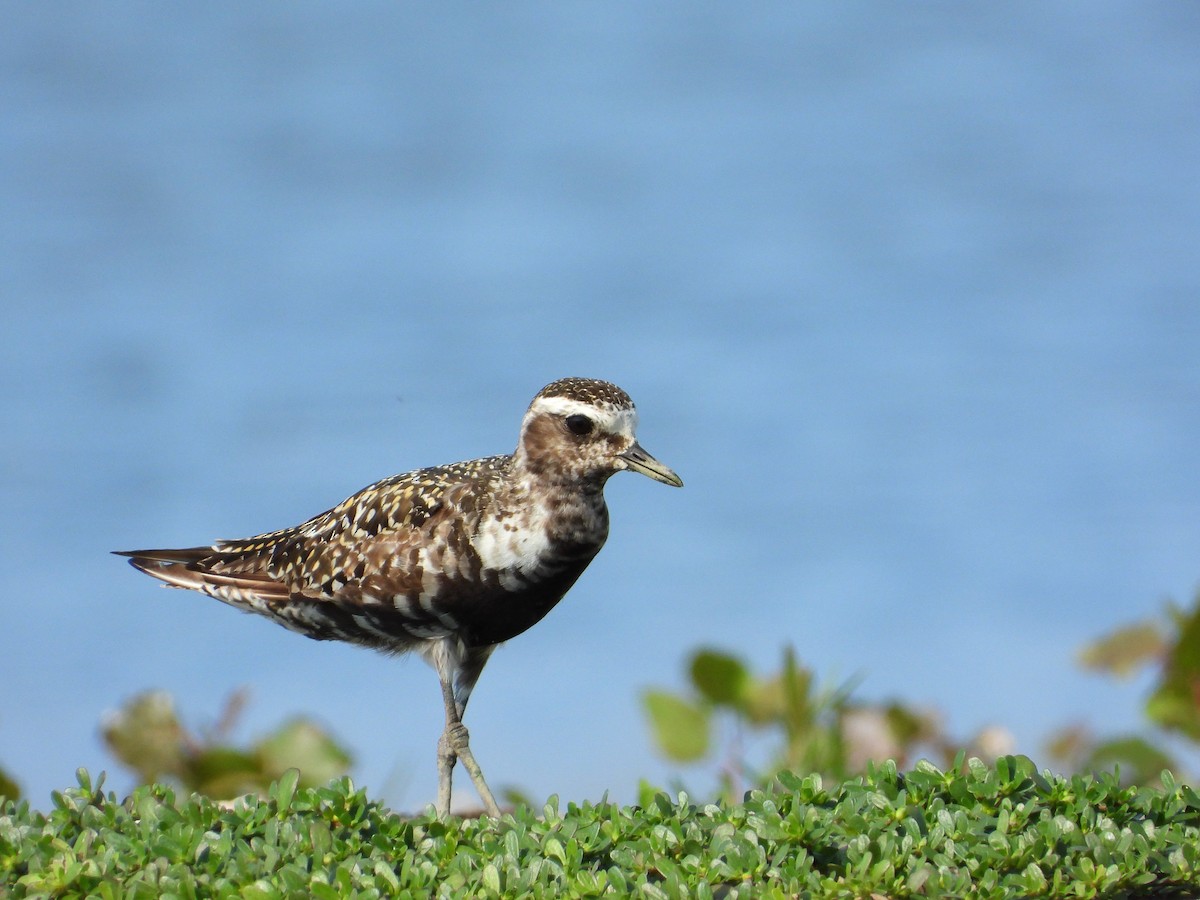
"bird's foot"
443,721,471,755
436,721,501,818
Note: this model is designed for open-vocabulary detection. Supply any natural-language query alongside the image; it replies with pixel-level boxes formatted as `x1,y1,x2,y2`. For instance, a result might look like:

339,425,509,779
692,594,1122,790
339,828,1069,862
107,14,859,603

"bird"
115,377,682,817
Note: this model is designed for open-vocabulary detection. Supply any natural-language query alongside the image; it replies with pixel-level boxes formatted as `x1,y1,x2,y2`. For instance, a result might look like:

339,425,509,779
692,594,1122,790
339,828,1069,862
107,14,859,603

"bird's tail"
114,547,292,605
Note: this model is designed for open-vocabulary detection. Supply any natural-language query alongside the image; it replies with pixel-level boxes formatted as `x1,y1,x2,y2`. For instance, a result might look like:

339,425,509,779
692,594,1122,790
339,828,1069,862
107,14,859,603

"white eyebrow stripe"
527,396,639,436
529,396,607,417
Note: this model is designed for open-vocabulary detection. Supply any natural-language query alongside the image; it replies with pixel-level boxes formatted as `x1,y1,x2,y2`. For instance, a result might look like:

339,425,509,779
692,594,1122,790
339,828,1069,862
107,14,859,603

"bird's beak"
620,442,683,487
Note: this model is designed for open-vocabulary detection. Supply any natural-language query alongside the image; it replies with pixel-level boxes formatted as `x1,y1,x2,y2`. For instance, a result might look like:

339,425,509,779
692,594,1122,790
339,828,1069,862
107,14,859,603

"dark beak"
620,442,683,487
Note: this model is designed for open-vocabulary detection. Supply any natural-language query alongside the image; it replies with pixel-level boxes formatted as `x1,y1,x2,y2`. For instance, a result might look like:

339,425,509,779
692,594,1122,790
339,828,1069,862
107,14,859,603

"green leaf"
1078,621,1166,678
256,718,352,786
781,647,814,733
689,649,750,708
643,690,711,762
191,747,262,797
1146,603,1200,740
101,691,187,783
543,836,566,864
272,768,300,812
637,779,666,808
481,862,501,893
1083,736,1177,787
1146,689,1200,742
884,702,935,746
0,765,19,801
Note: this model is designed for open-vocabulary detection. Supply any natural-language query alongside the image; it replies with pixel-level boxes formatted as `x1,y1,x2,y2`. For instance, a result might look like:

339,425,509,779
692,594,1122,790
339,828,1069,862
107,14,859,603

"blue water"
4,3,1199,808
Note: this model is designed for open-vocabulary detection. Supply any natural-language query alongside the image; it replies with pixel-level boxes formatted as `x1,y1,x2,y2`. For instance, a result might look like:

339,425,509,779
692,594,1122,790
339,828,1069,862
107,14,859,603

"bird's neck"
505,461,610,546
472,463,610,578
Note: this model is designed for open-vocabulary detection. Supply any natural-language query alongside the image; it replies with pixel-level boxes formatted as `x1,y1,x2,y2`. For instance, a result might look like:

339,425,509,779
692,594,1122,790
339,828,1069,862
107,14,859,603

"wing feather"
115,456,513,646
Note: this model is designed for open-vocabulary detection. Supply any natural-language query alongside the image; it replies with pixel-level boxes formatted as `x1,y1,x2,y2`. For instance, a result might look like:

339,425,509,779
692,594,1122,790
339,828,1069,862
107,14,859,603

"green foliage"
0,767,17,804
643,692,711,762
1051,594,1200,785
102,690,351,799
643,646,1006,800
1077,621,1167,678
1147,602,1200,742
4,761,1200,897
1048,726,1181,790
690,649,752,708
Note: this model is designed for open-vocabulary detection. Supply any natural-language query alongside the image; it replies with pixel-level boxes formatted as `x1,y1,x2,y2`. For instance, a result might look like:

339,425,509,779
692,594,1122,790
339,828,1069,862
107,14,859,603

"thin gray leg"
435,671,456,816
435,669,500,817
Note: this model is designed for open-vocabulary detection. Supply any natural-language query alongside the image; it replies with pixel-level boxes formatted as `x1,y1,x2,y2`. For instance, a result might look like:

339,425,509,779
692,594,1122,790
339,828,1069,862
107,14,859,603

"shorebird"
116,377,682,816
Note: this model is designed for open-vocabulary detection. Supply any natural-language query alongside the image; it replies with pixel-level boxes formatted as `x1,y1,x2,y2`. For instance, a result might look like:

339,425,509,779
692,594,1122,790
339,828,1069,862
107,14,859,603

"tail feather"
113,547,213,565
114,547,292,603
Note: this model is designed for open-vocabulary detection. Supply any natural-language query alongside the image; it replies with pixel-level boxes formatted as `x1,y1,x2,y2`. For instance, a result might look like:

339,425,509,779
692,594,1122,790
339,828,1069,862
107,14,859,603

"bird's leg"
435,670,501,818
435,675,457,817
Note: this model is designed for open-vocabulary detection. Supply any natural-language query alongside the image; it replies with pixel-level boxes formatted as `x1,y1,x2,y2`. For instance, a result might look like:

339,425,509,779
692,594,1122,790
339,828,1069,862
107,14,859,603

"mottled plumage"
116,377,682,816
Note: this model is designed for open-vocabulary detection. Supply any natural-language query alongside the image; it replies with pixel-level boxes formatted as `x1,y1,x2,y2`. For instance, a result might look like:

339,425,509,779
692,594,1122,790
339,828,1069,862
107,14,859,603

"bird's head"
515,377,683,489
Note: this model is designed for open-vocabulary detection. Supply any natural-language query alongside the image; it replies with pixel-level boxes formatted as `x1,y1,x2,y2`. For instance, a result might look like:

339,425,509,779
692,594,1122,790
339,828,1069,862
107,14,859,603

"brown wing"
114,546,292,602
117,456,512,648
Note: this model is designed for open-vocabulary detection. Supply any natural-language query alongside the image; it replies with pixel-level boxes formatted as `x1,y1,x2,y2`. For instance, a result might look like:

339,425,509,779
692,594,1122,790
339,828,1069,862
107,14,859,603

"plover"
116,377,682,816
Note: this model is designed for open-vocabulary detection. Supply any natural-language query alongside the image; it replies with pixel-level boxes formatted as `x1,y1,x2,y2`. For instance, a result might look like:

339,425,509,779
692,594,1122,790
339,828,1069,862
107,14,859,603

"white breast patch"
472,502,552,577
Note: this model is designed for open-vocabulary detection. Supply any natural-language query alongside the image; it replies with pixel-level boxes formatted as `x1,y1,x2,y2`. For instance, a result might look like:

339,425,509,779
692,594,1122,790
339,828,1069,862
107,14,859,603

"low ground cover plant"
4,757,1199,898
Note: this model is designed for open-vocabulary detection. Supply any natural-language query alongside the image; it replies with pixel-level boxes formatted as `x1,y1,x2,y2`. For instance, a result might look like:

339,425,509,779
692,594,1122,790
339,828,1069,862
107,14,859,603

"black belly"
276,555,596,651
458,563,591,646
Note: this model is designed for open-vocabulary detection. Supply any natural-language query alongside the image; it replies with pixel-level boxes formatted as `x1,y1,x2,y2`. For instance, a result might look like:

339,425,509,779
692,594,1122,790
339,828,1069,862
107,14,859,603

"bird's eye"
565,414,594,436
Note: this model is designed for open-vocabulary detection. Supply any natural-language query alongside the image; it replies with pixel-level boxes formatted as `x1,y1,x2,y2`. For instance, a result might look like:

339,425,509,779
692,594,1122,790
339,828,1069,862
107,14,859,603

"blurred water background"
3,3,1199,809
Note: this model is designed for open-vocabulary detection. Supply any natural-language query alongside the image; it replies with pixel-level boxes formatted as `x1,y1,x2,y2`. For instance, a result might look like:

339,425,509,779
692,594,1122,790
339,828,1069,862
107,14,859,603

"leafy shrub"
1048,597,1200,785
101,689,352,799
0,767,17,804
3,759,1199,898
644,646,1012,801
647,593,1200,800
